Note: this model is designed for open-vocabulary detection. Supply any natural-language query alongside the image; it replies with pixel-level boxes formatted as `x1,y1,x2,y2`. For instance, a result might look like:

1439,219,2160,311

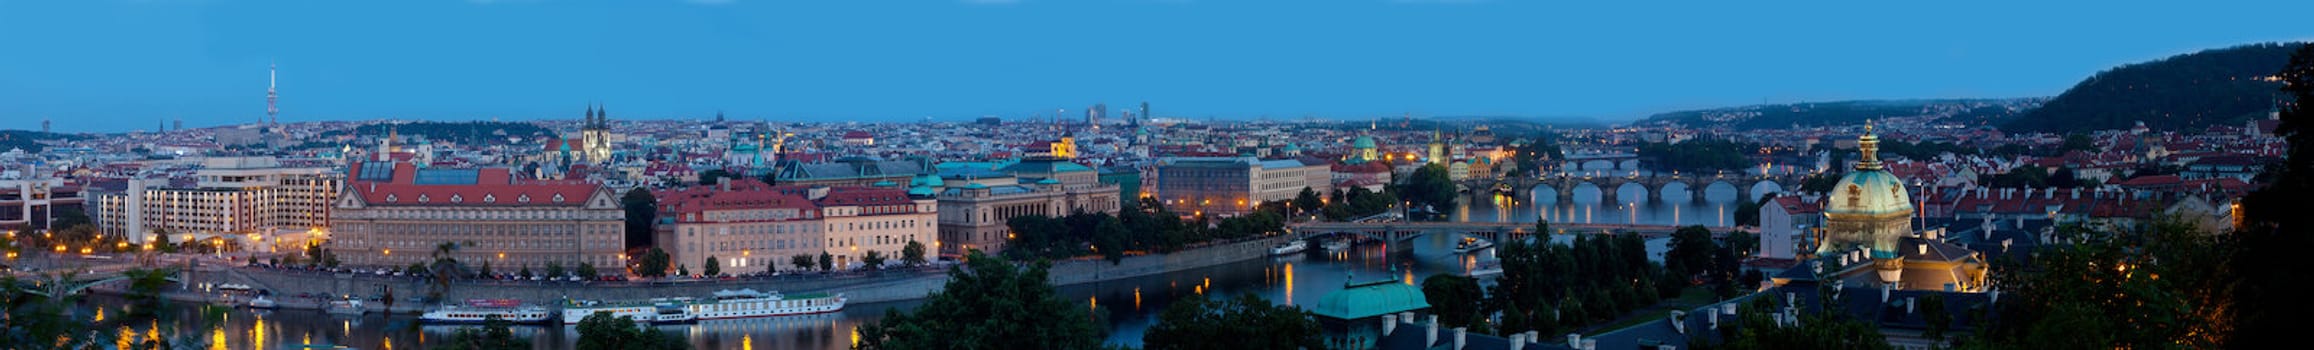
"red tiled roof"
348,162,602,207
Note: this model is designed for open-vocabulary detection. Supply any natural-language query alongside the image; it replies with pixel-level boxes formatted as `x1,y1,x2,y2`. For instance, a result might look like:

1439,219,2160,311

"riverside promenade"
85,234,1290,312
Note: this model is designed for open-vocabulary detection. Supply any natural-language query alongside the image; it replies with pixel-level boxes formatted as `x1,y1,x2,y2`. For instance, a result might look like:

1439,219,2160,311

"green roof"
1354,135,1378,149
1309,279,1430,320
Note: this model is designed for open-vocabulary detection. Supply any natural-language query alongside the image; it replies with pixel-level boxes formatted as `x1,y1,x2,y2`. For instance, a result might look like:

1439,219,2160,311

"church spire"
1855,120,1883,171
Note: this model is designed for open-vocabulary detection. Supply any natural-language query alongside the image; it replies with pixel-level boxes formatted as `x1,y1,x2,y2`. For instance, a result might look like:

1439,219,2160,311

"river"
85,182,1764,349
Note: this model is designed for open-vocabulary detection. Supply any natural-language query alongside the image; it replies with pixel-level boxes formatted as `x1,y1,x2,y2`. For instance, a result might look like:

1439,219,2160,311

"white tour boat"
685,289,846,320
420,299,553,325
1453,237,1495,255
1268,240,1308,256
246,295,278,309
325,298,366,315
561,298,697,325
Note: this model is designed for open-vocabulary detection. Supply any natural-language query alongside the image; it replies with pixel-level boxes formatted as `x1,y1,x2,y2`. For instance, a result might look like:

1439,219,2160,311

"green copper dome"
1310,278,1430,320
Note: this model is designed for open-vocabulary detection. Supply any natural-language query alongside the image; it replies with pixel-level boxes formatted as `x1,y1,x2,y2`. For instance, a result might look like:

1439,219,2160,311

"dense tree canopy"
855,251,1106,350
1392,164,1456,217
336,121,553,146
1005,199,1279,262
575,311,689,350
1144,294,1325,350
1637,139,1759,172
2231,43,2314,347
621,188,657,249
1421,274,1486,328
2006,42,2300,133
1966,219,2234,349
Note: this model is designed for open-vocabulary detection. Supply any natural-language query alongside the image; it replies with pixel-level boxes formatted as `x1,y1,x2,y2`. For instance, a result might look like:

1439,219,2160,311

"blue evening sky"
2,0,2309,133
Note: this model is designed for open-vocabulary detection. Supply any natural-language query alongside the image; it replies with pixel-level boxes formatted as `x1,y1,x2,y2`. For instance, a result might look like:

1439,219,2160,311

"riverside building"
328,161,624,270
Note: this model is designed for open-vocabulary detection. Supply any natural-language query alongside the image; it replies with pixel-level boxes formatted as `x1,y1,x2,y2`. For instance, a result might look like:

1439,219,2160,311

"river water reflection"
105,184,1755,349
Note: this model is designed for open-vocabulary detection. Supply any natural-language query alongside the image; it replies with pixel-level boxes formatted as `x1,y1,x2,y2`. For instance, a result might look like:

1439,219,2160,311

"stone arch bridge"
1463,172,1810,203
1289,221,1739,251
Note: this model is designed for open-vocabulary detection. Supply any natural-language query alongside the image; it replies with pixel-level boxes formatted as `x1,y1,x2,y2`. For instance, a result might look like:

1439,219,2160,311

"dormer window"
450,194,462,203
484,194,496,203
519,194,531,203
418,194,430,203
386,194,397,202
553,194,566,203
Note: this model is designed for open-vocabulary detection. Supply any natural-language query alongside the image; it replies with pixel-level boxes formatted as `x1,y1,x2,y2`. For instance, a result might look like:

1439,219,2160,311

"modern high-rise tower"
1137,101,1149,127
267,62,279,127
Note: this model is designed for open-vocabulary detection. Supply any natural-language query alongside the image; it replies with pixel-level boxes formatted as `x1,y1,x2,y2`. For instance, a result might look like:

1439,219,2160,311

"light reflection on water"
109,183,1756,349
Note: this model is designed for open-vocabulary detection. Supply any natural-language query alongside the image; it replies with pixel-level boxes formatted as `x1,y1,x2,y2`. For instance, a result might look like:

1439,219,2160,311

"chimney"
1990,288,2001,305
2072,188,2081,199
1669,310,1687,334
1721,302,1738,316
1709,309,1721,330
1383,314,1398,336
1402,312,1417,325
1509,333,1526,350
1568,334,1582,349
2046,187,2055,199
1786,292,1796,306
1907,297,1917,314
1453,327,1467,350
1582,338,1597,350
1526,331,1540,345
2023,188,2033,200
1881,283,1894,303
1426,315,1440,347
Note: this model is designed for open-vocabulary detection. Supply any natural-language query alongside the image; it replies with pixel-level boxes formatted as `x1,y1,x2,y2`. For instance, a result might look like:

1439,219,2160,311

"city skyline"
4,0,2311,133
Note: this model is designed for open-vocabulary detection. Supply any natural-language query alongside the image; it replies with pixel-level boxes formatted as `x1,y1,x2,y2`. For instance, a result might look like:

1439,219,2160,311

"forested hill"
2003,42,2303,133
324,121,556,145
1641,98,2043,130
0,130,85,153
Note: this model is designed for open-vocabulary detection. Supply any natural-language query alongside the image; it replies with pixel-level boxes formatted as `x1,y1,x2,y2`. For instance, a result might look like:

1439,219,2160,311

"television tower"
266,61,279,127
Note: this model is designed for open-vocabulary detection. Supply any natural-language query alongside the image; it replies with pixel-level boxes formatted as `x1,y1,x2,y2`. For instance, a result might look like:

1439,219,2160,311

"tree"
2059,132,2097,154
518,264,534,280
1665,226,1717,284
702,256,721,277
637,248,671,278
1292,186,1323,217
791,254,815,272
676,264,689,277
1421,274,1485,328
576,262,599,280
901,241,928,267
1720,298,1892,350
861,250,887,270
1733,194,1770,227
438,315,530,350
477,261,493,278
1972,219,2234,348
1393,163,1457,217
2231,43,2314,347
854,251,1105,350
620,188,658,249
1920,292,1951,342
575,311,689,350
697,169,733,186
1144,293,1325,350
2049,166,2082,188
545,262,565,279
818,252,834,271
